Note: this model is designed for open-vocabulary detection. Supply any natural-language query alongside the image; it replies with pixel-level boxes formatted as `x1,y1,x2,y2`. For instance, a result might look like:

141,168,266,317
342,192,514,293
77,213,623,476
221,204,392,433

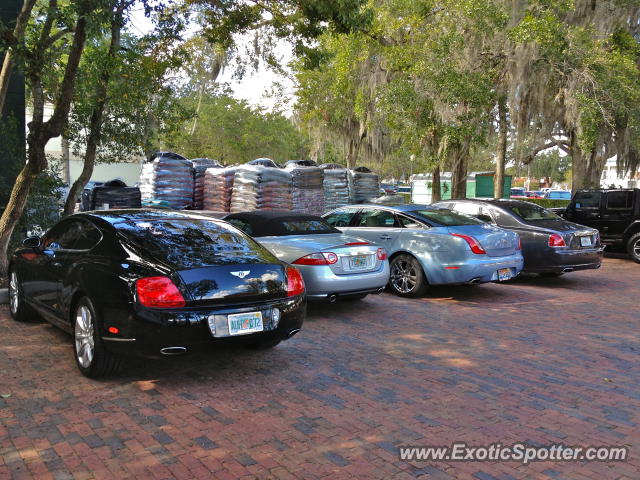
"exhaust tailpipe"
286,329,301,339
160,346,187,356
562,268,574,273
328,294,338,303
468,278,482,285
376,287,385,294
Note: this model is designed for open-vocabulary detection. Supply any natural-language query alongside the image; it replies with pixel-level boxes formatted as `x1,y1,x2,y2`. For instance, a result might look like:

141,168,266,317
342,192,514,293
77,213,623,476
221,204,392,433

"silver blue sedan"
224,211,390,301
323,204,524,297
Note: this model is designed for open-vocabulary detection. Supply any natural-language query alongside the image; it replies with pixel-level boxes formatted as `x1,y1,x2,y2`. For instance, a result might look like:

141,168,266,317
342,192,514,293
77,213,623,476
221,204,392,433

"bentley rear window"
115,218,275,269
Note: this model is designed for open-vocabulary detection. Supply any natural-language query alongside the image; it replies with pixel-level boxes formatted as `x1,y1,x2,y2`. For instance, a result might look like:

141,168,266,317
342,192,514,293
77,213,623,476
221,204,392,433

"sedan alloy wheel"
389,254,428,297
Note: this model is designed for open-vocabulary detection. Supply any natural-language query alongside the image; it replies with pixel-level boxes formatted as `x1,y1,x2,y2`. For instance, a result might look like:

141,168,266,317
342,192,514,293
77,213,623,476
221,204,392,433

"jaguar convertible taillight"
292,252,338,265
286,267,305,297
136,276,186,308
548,233,566,247
451,233,486,254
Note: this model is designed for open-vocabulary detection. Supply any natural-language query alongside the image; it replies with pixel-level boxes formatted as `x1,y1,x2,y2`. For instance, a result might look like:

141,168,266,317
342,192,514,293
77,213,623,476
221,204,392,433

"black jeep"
563,189,640,262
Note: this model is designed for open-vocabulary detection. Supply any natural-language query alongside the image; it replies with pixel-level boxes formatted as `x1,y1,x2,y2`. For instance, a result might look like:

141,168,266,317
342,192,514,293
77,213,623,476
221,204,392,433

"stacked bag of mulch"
202,167,237,212
191,158,222,209
350,166,380,203
285,164,325,215
230,165,293,212
319,163,350,212
139,152,194,209
81,179,141,211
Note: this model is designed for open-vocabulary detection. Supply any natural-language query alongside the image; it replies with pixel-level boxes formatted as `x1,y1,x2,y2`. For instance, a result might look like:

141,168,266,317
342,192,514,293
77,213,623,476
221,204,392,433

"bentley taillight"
286,267,305,297
136,276,186,308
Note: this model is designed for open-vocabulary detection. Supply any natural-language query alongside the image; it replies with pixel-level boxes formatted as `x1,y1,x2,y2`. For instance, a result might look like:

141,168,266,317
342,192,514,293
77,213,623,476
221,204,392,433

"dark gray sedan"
434,199,603,276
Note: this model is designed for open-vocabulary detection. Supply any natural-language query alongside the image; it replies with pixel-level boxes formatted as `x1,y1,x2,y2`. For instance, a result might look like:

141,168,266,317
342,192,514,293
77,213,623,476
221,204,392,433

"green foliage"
163,93,308,164
8,163,64,255
521,198,571,208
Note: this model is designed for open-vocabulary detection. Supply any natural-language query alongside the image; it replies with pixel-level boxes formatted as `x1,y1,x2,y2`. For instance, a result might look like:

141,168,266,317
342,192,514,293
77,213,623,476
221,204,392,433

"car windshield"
507,204,559,221
409,209,483,226
115,218,273,269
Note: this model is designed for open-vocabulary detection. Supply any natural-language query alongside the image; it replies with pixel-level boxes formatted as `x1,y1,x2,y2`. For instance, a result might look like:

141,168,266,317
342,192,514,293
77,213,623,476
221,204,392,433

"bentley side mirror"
22,236,41,248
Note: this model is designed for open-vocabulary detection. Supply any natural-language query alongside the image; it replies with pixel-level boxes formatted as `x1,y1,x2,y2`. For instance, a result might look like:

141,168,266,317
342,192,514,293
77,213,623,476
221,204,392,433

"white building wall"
600,157,639,189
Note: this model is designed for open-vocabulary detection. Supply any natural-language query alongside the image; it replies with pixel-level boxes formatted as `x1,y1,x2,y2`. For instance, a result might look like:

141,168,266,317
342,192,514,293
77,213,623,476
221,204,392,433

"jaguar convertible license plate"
580,236,592,247
349,255,368,269
227,311,263,336
498,268,512,281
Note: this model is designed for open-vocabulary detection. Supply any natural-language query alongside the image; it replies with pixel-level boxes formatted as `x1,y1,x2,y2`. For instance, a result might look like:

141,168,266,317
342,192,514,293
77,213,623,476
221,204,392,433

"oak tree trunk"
64,10,123,216
0,0,37,114
494,95,507,198
431,164,441,202
0,13,88,277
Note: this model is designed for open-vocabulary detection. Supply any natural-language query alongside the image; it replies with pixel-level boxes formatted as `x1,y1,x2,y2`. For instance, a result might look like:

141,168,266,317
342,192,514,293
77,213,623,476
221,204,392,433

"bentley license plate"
227,311,263,336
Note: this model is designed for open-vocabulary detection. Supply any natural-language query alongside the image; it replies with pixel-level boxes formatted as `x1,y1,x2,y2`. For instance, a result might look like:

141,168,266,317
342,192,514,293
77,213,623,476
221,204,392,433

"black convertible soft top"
224,210,340,237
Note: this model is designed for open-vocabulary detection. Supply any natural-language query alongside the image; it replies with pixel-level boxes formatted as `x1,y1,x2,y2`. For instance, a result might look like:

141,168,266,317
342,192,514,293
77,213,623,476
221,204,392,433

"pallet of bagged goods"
350,166,380,203
230,165,292,212
191,158,222,209
319,163,350,212
139,152,194,209
202,166,237,212
285,163,325,215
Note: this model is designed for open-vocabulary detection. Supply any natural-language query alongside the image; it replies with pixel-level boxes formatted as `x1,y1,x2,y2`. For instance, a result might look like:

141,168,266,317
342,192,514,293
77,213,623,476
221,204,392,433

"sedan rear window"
115,218,274,269
409,210,482,226
507,204,559,221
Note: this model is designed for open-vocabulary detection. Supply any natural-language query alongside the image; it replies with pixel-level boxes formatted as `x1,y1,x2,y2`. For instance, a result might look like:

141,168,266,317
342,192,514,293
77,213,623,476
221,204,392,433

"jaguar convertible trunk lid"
178,263,287,304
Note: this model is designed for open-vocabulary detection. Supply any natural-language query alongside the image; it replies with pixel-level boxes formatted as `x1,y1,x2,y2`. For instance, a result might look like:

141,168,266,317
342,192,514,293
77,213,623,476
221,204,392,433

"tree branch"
523,139,570,165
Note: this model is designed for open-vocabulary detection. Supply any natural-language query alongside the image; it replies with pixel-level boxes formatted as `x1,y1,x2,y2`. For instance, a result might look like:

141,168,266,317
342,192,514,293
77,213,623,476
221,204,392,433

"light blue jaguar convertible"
323,204,524,297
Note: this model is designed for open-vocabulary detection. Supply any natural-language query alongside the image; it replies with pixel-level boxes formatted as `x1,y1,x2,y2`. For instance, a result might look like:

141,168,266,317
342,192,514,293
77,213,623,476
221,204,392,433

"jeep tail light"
451,233,486,254
292,252,338,265
516,236,522,250
377,248,387,260
548,233,566,247
136,276,186,308
286,267,305,297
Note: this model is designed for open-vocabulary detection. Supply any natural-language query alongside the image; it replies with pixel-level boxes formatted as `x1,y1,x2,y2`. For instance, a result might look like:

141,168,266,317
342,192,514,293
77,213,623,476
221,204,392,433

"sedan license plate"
498,268,512,281
227,311,263,336
349,255,368,269
580,236,592,247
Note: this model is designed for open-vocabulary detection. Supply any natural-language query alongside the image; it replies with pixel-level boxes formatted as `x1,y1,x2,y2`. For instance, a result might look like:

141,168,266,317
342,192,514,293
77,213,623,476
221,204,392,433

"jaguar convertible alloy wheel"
73,297,123,378
389,254,428,298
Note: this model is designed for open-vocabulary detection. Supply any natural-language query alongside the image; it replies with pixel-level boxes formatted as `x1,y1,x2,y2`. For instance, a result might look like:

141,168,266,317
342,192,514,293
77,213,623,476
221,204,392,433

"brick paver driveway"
1,255,639,479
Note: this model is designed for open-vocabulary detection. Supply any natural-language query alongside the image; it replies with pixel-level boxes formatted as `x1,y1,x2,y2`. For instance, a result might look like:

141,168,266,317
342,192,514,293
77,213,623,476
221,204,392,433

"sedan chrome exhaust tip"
376,287,385,294
468,277,482,285
562,267,575,273
328,294,338,303
160,346,187,355
286,328,301,339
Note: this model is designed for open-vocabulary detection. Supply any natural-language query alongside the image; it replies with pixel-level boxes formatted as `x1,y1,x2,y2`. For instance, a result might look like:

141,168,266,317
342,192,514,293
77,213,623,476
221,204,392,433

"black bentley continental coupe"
8,210,306,377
